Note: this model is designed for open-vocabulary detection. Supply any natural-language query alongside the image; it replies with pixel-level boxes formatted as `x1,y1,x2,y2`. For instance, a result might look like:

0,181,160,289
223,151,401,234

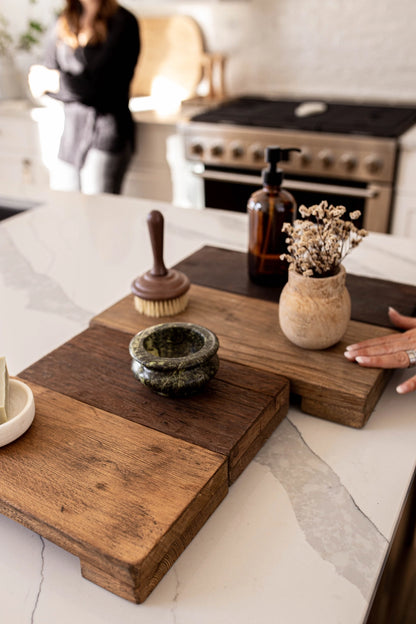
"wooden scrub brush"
131,210,190,317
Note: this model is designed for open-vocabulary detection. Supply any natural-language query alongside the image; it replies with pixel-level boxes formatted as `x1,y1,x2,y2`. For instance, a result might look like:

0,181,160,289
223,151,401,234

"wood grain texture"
89,284,394,428
20,324,289,484
0,381,227,603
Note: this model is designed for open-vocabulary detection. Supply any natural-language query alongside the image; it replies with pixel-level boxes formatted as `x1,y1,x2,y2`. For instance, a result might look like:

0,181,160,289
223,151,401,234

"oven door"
195,165,393,233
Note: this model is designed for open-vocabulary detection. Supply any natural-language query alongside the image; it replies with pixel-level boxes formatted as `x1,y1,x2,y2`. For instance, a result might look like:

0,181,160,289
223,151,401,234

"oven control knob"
190,142,204,157
299,148,312,166
231,143,245,159
364,154,383,174
210,144,224,158
250,144,264,163
318,149,334,168
340,152,358,171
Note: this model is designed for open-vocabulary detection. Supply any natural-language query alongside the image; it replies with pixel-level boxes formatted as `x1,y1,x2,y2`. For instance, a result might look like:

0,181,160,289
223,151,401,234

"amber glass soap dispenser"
248,146,300,285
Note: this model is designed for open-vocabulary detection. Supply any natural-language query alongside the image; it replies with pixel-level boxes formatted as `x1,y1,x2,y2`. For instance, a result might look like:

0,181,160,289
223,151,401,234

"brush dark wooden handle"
131,210,190,303
148,210,167,277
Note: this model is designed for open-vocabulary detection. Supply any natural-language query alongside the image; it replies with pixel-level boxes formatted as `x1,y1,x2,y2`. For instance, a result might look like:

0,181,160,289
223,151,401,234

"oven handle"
195,168,380,199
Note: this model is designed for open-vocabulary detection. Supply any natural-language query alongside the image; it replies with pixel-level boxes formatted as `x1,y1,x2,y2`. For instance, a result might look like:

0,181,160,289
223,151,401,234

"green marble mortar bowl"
129,322,220,397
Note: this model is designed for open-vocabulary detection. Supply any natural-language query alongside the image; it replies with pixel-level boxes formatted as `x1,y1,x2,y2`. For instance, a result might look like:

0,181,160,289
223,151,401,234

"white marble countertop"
0,190,415,624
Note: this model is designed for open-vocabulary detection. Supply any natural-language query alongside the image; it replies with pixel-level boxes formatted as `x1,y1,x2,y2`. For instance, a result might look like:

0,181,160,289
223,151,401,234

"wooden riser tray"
89,284,393,429
16,320,289,602
0,382,228,603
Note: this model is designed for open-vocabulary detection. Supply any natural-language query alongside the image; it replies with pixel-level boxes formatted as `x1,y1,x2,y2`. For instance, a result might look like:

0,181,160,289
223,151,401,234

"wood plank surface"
89,284,394,428
172,246,416,327
0,381,228,603
20,324,290,484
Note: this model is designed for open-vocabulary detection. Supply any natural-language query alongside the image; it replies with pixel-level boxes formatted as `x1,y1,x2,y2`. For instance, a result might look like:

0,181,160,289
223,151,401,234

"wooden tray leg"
80,559,139,603
301,369,392,429
301,396,368,429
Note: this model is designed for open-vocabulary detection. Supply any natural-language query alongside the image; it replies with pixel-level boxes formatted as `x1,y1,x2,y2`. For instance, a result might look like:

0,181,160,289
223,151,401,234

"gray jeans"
50,145,132,195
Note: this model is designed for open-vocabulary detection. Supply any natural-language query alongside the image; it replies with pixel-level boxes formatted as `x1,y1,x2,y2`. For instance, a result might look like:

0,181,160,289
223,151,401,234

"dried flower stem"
281,201,368,277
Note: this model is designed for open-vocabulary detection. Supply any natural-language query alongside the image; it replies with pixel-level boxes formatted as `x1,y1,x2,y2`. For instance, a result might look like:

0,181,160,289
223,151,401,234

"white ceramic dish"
0,379,35,447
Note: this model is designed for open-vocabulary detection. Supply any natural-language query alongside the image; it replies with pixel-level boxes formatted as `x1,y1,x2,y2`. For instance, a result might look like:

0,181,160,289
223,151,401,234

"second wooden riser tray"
89,284,393,428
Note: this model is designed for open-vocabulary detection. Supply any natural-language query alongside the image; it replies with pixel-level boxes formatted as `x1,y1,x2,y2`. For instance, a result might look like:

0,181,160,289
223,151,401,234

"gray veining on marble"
31,537,45,624
0,229,92,323
170,568,180,624
255,419,387,600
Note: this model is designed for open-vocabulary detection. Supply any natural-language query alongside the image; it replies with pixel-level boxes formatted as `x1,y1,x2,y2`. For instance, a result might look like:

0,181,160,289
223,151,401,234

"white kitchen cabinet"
0,103,190,205
392,190,416,238
123,119,175,202
0,102,50,199
391,128,416,238
0,102,176,203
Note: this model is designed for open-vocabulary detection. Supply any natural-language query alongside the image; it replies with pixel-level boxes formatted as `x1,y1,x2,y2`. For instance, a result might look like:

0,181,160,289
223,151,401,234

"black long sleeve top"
44,6,140,169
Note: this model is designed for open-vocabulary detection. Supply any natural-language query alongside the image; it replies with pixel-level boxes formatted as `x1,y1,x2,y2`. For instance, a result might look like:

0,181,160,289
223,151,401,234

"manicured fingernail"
355,356,366,364
388,306,397,314
344,351,355,360
396,384,406,394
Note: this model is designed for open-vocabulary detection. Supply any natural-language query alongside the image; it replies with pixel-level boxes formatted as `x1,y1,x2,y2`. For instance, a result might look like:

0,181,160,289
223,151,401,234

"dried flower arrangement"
281,200,368,278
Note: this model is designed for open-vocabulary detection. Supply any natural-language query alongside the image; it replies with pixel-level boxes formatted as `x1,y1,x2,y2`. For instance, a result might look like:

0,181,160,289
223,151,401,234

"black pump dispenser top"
262,146,301,186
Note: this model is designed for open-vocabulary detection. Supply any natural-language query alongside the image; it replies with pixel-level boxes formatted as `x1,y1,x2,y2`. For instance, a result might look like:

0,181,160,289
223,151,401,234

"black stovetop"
190,96,416,138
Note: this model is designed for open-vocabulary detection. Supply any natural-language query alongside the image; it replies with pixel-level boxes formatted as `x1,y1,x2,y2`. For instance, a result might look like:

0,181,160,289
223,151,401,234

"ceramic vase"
278,264,351,350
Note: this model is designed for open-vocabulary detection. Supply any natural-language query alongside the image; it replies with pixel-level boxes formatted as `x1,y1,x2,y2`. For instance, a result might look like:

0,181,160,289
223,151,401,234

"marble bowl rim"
129,321,219,372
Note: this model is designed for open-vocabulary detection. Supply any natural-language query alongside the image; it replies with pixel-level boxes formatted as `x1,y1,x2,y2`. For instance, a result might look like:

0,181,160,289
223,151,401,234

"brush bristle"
133,293,189,318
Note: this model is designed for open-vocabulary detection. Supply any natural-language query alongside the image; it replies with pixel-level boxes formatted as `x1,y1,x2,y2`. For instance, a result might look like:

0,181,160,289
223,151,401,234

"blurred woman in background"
29,0,140,194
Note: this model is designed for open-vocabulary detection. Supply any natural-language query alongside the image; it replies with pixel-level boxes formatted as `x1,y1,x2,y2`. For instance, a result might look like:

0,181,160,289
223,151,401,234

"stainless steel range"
180,96,416,232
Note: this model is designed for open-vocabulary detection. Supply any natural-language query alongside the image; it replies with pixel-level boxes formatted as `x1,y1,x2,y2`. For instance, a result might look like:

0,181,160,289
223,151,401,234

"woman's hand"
344,307,416,394
28,65,60,100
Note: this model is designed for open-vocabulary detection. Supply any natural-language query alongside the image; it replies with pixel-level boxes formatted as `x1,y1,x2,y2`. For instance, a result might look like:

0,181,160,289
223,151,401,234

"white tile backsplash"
4,0,416,103
125,0,416,103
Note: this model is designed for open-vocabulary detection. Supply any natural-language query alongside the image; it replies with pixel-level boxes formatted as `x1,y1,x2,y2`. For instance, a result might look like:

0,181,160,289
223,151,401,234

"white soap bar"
0,357,10,424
